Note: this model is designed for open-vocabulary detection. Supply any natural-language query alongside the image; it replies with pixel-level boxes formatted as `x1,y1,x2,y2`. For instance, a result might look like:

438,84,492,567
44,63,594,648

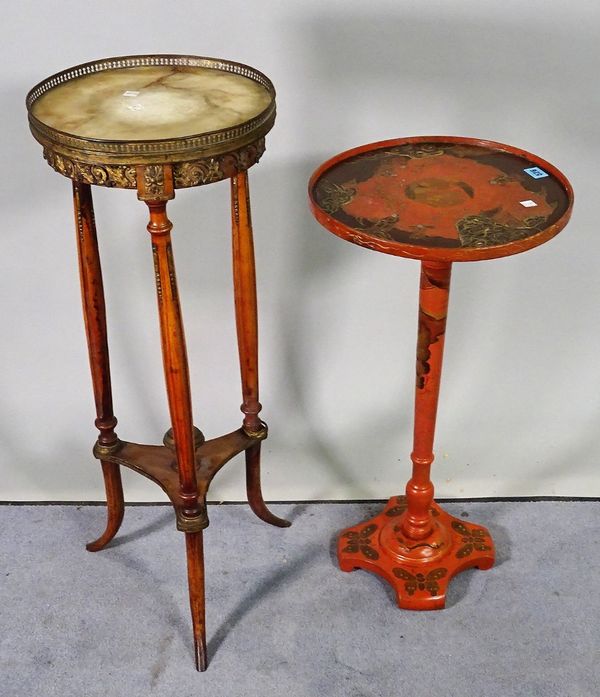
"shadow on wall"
297,10,598,148
251,157,415,498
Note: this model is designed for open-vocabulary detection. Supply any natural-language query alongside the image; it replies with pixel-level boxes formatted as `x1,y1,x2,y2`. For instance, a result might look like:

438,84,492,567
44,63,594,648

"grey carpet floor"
1,501,598,697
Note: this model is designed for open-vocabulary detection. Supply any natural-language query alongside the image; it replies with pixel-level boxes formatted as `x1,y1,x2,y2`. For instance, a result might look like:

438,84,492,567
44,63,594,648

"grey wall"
3,0,599,501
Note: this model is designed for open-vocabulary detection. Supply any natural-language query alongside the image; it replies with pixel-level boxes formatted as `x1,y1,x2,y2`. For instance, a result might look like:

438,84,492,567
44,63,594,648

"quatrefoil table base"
27,54,290,672
309,136,573,610
338,496,494,609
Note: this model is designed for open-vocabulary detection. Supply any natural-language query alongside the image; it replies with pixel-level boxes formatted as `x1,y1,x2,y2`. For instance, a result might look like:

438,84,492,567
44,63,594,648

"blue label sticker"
524,166,549,179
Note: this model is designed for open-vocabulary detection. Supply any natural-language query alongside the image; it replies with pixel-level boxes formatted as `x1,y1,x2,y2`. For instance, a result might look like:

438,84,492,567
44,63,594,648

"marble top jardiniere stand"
309,136,573,608
27,54,290,672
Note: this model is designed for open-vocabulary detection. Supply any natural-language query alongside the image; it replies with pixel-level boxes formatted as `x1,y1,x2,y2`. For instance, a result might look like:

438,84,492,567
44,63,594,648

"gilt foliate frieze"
44,149,137,188
42,137,266,192
173,138,266,188
175,159,222,188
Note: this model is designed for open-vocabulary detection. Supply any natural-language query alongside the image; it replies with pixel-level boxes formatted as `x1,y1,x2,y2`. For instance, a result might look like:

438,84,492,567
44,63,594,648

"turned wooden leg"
139,166,207,670
86,462,124,552
73,182,125,552
185,531,207,671
231,172,290,528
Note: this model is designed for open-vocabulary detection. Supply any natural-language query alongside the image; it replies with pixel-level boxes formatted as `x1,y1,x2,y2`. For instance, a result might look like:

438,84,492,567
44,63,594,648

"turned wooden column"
138,165,207,670
231,172,263,436
72,182,124,552
400,261,451,545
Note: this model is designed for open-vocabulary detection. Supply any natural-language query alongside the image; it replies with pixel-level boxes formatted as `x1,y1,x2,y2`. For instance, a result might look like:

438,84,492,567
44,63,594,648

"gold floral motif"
356,214,399,240
173,139,265,187
358,143,445,162
103,167,136,188
358,143,494,164
341,524,379,560
451,521,492,558
144,165,165,197
392,567,447,596
456,213,546,247
44,149,137,188
315,180,356,214
387,143,445,159
174,159,222,188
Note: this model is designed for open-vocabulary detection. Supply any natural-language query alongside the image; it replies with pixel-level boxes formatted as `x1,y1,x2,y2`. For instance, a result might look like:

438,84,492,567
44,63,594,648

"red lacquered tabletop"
309,136,573,262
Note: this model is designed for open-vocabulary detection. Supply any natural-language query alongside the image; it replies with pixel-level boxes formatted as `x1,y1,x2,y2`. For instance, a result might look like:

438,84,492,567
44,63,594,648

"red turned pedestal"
309,136,573,608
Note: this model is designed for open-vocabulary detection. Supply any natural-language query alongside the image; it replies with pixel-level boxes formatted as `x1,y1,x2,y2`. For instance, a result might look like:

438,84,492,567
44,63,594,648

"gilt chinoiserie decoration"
309,136,573,608
27,54,289,672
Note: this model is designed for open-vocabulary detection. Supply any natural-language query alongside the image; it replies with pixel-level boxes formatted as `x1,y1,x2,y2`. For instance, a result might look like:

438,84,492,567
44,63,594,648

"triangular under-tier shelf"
94,427,262,530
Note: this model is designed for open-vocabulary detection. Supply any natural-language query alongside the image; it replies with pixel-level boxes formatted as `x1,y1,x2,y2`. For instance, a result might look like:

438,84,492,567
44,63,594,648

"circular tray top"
309,136,573,261
27,55,276,188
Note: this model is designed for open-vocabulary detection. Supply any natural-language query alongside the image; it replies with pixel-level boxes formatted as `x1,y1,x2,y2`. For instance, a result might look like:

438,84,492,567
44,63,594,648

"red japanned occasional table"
308,136,573,609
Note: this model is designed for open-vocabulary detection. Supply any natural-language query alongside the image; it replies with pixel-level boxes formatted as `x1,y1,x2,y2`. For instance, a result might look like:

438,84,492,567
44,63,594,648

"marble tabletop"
31,65,272,141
